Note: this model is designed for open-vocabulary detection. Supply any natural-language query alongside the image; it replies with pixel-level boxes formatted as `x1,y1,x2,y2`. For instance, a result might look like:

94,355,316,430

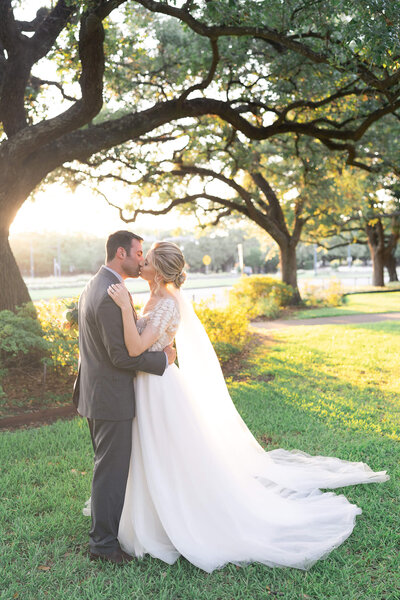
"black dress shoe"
89,549,134,565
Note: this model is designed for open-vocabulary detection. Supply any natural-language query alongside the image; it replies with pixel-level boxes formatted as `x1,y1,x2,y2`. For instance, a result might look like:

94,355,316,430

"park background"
1,1,400,599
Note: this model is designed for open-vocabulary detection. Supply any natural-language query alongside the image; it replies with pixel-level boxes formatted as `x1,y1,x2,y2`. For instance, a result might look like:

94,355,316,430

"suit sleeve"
95,293,166,376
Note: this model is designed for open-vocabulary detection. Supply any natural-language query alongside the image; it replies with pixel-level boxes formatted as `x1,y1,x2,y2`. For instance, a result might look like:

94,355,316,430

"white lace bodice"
137,297,180,351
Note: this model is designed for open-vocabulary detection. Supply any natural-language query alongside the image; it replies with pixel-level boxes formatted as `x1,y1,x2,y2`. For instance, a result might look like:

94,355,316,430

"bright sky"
10,184,196,236
10,0,198,237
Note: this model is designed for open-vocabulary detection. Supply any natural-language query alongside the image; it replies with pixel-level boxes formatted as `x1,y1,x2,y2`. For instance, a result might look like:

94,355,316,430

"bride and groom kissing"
73,229,388,572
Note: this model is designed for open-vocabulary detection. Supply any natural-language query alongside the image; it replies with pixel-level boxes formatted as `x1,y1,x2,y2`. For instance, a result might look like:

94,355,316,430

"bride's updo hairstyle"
150,241,186,289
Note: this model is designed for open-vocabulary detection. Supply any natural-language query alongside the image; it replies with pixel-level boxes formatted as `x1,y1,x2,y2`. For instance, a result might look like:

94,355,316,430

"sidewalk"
251,312,400,330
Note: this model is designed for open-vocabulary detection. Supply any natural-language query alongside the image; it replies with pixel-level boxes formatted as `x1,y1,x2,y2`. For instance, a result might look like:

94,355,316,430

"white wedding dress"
113,292,389,572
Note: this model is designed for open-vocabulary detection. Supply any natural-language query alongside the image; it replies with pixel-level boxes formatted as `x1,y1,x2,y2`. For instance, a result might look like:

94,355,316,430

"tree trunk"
383,229,399,283
384,253,398,282
368,244,385,286
365,221,385,287
0,223,32,312
279,242,301,305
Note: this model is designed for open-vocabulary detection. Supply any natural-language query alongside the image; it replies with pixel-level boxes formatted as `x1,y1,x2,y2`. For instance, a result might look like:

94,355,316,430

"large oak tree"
1,0,400,310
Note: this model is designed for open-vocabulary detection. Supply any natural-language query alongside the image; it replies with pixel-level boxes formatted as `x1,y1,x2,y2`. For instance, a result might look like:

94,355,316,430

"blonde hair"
150,241,186,289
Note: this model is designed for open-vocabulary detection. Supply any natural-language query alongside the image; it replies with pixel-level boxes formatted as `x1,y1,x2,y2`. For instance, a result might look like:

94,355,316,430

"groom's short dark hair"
106,230,144,262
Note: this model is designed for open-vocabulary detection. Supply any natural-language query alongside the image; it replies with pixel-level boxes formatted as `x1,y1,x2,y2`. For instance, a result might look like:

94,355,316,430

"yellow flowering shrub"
26,291,251,374
302,279,344,307
194,301,250,363
229,275,294,319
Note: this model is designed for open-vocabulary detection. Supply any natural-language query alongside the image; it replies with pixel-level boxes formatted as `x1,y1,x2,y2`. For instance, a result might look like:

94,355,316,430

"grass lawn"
1,322,399,599
295,291,400,319
27,275,240,301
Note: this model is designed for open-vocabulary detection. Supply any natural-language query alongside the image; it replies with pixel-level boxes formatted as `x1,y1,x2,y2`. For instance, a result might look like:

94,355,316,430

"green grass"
295,291,400,319
1,322,399,599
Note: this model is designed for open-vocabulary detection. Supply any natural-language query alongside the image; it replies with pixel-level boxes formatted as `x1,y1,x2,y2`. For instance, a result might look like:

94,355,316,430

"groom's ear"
116,247,127,259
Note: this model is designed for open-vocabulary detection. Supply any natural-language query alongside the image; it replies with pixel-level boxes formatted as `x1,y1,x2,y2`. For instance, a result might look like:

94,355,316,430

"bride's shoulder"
158,294,180,312
146,294,179,316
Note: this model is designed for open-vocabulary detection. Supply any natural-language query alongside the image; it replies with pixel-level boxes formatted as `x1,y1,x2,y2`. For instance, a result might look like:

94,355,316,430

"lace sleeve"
145,298,180,350
148,298,178,334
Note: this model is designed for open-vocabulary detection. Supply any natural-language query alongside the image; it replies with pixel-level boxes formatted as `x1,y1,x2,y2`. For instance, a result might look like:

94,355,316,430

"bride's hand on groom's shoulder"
107,283,131,310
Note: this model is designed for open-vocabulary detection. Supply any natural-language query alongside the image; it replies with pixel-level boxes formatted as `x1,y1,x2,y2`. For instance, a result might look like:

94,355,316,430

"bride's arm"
107,284,159,356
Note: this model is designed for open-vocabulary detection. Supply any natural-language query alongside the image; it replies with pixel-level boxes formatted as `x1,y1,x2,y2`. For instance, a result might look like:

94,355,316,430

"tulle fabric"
116,290,388,572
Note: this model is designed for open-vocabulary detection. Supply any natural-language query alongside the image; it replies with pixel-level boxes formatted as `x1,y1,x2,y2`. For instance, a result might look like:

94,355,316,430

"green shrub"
0,305,49,368
0,367,8,398
35,298,79,373
229,275,294,318
302,279,345,307
63,299,78,330
194,301,250,362
255,297,281,319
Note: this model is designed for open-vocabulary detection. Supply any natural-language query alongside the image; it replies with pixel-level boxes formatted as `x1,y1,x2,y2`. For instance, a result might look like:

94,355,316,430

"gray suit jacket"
73,266,166,420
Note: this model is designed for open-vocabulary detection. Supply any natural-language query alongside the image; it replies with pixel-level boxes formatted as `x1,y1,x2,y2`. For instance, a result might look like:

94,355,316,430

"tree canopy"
1,0,400,309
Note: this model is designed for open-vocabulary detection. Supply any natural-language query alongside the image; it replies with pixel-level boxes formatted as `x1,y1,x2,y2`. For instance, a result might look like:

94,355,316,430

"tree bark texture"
383,227,399,282
279,242,301,305
0,232,31,311
384,253,398,282
365,219,399,287
366,234,385,287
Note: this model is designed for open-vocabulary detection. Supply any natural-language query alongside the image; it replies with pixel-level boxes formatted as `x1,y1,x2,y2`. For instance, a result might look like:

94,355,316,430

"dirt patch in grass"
224,331,277,383
221,333,265,381
0,366,76,418
0,365,78,431
260,434,275,447
0,404,78,431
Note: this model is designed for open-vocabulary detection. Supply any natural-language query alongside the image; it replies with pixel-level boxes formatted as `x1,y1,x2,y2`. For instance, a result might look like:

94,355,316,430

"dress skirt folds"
118,364,388,573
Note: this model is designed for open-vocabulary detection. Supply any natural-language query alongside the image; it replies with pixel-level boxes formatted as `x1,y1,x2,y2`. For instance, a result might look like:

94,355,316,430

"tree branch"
179,38,219,102
1,8,105,160
250,171,289,235
133,0,400,95
30,76,77,103
15,8,50,34
99,191,250,223
29,1,79,64
0,0,22,53
17,93,400,197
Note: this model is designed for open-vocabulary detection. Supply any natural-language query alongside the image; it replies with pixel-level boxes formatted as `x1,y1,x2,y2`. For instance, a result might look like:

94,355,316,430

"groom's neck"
105,260,126,280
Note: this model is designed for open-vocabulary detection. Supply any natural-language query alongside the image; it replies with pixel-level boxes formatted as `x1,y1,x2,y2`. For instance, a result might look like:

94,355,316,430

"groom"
73,230,176,564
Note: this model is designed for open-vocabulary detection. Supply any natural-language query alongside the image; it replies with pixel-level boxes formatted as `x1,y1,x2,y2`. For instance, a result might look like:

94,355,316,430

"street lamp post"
237,243,244,275
313,244,318,276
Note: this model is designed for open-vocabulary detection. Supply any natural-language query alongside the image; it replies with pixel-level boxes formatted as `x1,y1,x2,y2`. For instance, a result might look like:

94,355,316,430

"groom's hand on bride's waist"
164,344,176,365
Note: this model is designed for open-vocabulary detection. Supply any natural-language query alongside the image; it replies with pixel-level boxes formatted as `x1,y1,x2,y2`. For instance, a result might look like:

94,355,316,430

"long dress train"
116,293,388,572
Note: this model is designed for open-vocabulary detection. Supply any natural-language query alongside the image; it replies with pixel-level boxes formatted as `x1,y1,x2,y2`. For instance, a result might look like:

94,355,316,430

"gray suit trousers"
87,418,132,555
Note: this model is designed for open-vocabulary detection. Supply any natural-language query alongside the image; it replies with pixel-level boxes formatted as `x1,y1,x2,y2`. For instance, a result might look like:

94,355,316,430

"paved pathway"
251,312,400,330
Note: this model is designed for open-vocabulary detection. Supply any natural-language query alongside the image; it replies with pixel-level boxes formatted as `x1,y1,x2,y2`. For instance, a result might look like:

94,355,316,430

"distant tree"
305,115,400,286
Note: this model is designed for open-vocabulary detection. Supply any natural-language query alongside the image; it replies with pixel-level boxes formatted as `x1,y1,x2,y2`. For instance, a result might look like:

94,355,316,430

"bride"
105,240,388,573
